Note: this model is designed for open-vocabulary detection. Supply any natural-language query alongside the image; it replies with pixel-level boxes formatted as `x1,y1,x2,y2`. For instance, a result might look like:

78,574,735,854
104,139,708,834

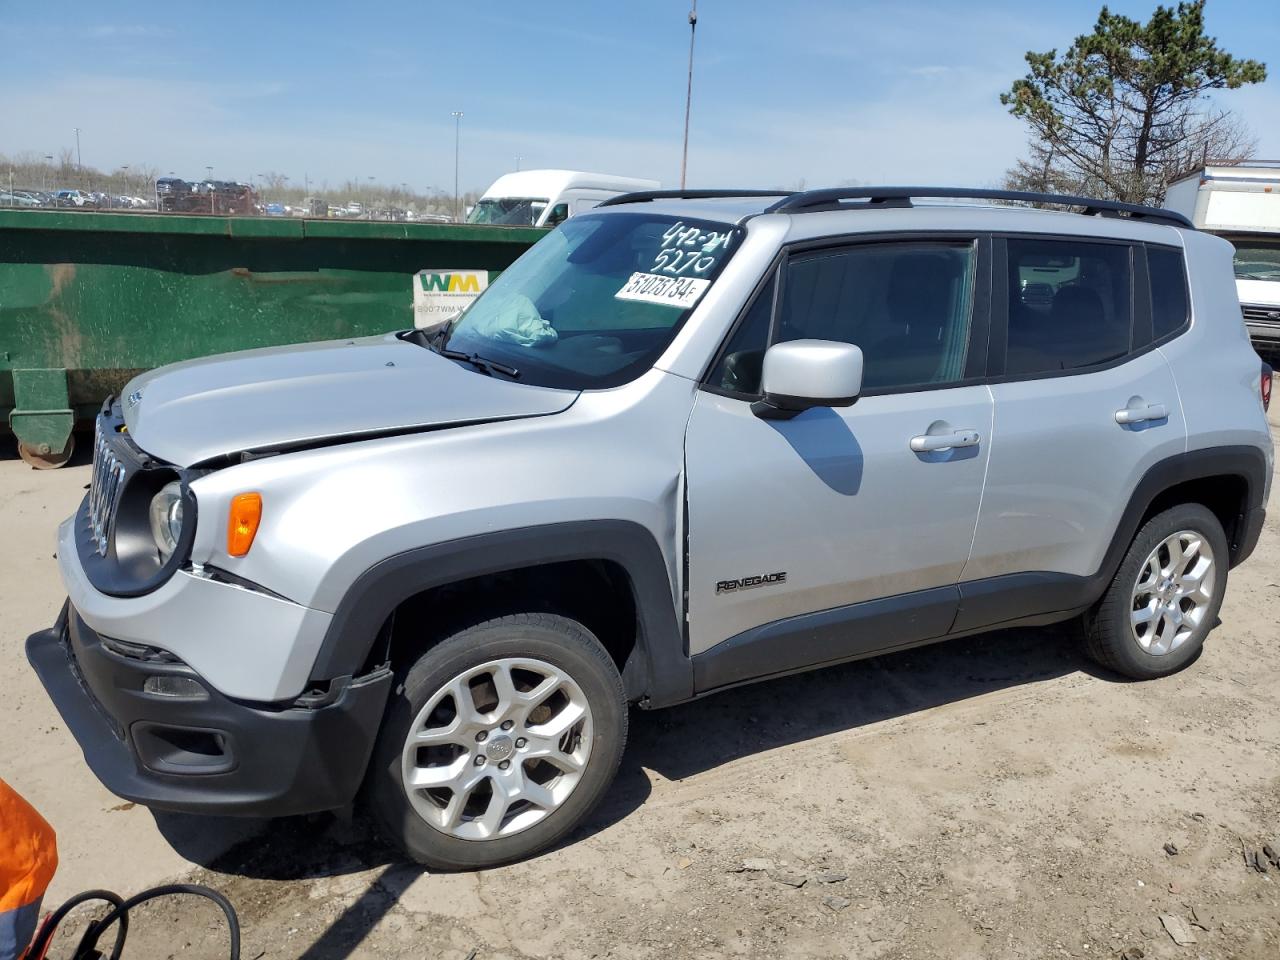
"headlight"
148,481,185,562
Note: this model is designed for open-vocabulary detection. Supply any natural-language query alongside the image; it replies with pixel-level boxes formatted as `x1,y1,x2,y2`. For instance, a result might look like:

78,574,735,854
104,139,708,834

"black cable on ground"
25,883,239,960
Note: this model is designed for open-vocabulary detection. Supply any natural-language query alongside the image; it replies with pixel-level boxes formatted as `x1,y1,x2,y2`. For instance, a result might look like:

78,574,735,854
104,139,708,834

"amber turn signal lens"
227,493,262,557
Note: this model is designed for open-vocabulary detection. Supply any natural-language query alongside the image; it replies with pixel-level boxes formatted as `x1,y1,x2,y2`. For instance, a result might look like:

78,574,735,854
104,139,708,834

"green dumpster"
0,209,544,467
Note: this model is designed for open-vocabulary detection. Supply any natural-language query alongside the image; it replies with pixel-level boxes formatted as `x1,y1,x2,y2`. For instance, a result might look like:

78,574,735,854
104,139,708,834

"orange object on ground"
0,777,57,960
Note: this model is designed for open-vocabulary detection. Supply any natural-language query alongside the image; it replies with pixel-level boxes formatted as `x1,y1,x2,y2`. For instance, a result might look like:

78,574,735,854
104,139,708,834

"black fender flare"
1101,444,1268,575
953,444,1269,633
308,520,692,707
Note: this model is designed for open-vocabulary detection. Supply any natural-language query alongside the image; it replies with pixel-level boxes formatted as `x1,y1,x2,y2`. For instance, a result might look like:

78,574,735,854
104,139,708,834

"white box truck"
466,170,660,228
1165,163,1280,347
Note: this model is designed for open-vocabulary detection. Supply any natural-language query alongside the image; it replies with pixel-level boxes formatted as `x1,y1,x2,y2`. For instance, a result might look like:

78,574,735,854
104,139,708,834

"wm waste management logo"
413,269,489,329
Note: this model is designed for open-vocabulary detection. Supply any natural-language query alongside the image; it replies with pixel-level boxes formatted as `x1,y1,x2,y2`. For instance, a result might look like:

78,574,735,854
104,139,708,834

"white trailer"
1165,163,1280,345
466,170,660,228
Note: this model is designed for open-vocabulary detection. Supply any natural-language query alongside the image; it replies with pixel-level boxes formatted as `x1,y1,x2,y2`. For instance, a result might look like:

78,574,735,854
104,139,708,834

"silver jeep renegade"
28,187,1274,869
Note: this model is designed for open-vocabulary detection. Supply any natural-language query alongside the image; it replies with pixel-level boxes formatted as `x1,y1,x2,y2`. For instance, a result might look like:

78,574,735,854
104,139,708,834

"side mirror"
751,339,863,420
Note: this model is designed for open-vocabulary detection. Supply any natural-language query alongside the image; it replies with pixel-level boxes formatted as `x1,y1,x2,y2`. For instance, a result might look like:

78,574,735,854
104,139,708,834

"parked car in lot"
27,186,1273,870
155,177,191,212
0,190,41,207
54,189,91,207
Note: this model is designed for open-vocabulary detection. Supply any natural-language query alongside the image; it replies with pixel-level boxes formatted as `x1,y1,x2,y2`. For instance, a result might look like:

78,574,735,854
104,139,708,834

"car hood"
121,333,578,466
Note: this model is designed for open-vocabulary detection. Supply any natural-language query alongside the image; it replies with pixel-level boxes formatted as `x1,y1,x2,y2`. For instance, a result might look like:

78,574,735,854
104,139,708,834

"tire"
366,613,627,869
1083,503,1229,679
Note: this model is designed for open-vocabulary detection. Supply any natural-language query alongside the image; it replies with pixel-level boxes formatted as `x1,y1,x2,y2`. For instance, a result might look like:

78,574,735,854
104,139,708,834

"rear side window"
776,241,976,391
1005,238,1132,376
1148,247,1190,340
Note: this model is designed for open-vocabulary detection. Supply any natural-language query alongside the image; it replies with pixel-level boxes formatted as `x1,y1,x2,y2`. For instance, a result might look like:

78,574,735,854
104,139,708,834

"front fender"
307,520,691,707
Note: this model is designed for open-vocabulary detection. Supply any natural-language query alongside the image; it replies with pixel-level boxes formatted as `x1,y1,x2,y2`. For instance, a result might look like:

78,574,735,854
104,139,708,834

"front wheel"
1083,503,1228,679
366,613,627,869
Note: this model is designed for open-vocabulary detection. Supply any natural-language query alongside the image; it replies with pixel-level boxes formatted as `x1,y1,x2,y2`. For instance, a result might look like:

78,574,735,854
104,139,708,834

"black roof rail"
597,189,793,208
762,186,1194,229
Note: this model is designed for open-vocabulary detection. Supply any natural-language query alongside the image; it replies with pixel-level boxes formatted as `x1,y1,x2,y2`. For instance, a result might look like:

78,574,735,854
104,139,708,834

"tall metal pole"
680,1,697,189
452,111,464,221
74,127,83,189
42,155,52,193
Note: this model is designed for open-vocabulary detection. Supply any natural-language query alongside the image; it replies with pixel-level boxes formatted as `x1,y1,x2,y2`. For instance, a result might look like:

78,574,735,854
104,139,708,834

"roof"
480,169,661,199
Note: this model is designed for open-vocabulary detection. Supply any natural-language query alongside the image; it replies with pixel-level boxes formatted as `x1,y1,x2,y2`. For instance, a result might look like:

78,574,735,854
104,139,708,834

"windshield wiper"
439,348,520,379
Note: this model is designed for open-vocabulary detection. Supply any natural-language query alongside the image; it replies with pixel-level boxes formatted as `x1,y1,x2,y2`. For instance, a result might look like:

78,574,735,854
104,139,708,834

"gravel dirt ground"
3,425,1279,960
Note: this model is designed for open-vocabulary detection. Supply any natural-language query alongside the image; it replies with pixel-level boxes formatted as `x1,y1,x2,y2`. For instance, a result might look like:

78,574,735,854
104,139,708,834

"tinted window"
710,274,775,394
775,242,976,391
1006,238,1132,375
1148,247,1190,340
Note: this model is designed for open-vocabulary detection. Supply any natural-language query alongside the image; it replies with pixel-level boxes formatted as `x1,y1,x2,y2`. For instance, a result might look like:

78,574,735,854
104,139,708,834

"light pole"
515,155,522,172
205,165,214,214
74,127,83,189
452,110,463,221
367,175,375,218
121,165,130,202
680,1,698,189
42,155,53,193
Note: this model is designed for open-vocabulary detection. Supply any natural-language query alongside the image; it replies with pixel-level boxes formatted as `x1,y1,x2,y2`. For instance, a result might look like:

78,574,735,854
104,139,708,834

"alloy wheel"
1129,530,1216,656
400,657,593,841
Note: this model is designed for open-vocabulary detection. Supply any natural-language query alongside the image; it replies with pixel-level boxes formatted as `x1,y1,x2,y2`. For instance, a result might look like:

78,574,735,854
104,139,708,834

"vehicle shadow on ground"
159,619,1095,879
150,621,1104,957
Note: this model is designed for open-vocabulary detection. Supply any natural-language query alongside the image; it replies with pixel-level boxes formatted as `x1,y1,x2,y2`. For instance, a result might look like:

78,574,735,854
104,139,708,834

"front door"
685,237,994,691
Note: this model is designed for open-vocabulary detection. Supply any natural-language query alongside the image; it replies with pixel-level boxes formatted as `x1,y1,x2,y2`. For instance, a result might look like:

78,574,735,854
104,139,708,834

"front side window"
709,273,776,394
1006,238,1132,376
776,242,976,392
439,213,738,389
1231,238,1280,284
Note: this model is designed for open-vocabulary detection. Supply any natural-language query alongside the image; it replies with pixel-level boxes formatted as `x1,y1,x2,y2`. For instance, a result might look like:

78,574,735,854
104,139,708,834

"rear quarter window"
1148,247,1190,340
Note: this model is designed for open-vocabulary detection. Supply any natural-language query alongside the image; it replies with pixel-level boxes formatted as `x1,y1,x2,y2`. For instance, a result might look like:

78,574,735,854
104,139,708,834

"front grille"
89,420,126,556
1243,304,1280,327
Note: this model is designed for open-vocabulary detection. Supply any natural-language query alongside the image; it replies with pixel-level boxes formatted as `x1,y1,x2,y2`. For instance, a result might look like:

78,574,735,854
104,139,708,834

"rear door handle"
1115,403,1167,425
910,429,981,453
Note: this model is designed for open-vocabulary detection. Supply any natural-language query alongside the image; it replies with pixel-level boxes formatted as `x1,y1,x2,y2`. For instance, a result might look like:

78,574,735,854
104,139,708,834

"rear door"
685,236,994,690
958,235,1188,630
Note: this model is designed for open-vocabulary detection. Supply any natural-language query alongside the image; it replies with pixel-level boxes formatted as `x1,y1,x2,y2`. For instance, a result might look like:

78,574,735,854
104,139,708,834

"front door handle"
1115,402,1167,425
910,429,981,453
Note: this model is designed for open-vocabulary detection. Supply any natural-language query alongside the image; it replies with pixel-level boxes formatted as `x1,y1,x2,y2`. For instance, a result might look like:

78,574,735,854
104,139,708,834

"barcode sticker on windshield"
615,272,711,309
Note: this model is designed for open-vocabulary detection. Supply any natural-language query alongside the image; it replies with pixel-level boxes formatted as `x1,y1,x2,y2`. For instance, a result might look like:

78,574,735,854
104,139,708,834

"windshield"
1232,238,1280,283
467,197,549,226
438,212,739,389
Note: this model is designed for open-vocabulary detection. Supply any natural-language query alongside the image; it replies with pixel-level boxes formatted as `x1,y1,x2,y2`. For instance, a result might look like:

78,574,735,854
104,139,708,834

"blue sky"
1,1,1276,195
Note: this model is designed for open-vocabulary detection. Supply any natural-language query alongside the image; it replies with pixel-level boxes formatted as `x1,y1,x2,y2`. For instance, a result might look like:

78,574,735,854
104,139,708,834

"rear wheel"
366,613,627,869
1083,503,1228,679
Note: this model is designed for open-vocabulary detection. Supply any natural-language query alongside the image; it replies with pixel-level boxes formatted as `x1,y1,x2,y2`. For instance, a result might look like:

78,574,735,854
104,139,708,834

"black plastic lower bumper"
25,602,392,817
